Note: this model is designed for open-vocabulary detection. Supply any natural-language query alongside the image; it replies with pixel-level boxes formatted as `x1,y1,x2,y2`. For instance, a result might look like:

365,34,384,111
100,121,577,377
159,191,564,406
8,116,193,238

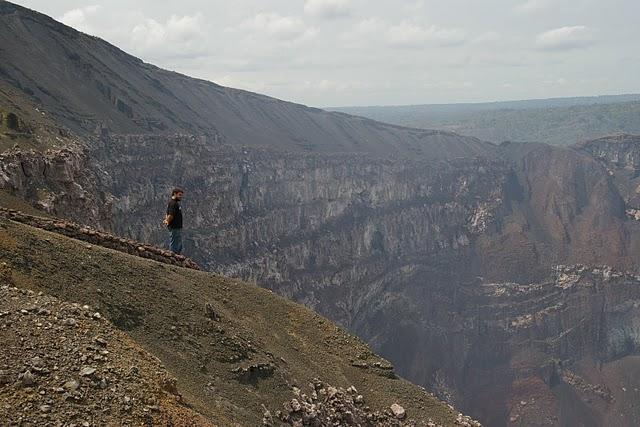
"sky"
15,0,640,107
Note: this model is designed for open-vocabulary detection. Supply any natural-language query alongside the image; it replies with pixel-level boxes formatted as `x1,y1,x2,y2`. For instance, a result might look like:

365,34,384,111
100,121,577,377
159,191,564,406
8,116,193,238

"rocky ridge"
0,207,199,269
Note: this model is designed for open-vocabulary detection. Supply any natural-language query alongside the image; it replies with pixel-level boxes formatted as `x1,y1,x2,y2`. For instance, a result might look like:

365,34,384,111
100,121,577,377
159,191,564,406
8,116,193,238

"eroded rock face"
461,265,640,427
4,135,640,426
577,134,640,208
0,145,109,223
87,134,512,328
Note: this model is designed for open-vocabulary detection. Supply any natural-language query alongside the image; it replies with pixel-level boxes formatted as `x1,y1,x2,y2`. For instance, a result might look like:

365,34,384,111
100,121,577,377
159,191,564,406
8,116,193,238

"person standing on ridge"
163,188,184,254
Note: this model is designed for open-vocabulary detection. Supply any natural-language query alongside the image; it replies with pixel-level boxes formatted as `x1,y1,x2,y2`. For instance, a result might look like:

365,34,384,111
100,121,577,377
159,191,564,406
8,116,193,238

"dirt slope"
0,283,213,426
0,216,474,426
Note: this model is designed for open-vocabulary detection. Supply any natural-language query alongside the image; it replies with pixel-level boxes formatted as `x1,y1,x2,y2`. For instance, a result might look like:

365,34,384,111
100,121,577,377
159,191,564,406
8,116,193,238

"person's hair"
171,188,184,196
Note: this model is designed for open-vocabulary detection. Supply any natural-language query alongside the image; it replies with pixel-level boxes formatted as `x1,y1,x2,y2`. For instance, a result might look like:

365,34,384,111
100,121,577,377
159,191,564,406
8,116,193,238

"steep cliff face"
89,135,511,328
454,265,640,427
577,134,640,209
9,132,636,427
0,144,110,221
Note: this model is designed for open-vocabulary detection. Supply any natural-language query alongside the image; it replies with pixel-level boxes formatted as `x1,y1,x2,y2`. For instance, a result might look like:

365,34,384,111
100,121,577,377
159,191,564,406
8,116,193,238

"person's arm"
163,201,175,226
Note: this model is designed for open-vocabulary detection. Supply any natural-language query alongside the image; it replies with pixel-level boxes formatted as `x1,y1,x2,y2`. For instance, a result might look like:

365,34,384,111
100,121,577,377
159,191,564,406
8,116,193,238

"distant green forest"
330,95,640,146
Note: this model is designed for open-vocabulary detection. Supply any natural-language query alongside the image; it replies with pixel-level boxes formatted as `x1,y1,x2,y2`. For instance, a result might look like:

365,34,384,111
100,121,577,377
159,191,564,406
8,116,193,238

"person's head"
171,188,184,201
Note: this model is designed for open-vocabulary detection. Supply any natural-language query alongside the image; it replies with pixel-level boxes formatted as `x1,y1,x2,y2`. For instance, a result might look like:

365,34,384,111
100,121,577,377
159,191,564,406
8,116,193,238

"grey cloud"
535,26,597,51
304,0,351,19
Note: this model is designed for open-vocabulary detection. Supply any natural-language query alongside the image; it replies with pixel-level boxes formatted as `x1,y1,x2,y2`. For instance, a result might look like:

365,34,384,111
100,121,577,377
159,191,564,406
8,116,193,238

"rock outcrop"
0,207,200,269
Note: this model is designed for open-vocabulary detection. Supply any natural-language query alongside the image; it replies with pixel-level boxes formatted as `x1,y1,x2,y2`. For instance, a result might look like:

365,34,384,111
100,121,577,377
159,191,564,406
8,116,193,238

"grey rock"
19,370,36,387
390,403,406,420
62,318,77,326
64,379,79,391
79,367,96,377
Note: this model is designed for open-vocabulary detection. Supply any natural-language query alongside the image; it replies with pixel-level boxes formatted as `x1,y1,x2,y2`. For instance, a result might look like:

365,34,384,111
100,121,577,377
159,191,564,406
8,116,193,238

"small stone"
39,404,52,413
62,318,77,326
20,370,36,387
92,312,102,320
31,356,45,368
80,367,96,377
64,379,80,391
390,403,406,420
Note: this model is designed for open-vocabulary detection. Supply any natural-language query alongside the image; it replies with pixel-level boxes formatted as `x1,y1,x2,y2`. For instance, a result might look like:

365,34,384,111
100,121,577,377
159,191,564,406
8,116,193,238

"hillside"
0,214,474,426
0,1,494,160
330,97,640,146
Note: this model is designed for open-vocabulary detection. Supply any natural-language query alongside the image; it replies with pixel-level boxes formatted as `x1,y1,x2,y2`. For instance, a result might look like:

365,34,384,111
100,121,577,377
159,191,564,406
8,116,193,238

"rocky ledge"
0,207,200,269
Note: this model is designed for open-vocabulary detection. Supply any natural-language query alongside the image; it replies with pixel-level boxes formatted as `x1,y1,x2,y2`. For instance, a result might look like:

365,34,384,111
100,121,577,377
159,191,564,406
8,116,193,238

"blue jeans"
169,228,183,254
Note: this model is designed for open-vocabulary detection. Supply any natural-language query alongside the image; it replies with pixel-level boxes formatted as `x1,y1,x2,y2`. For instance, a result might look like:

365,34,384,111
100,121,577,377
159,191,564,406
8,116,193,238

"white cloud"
304,0,351,19
473,31,500,43
340,17,385,43
130,13,207,58
514,0,551,14
38,0,639,106
386,22,467,48
241,12,317,41
535,26,596,51
58,5,101,32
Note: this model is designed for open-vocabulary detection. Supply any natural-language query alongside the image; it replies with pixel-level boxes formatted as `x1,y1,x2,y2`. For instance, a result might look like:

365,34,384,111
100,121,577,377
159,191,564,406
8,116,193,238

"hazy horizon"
14,0,640,107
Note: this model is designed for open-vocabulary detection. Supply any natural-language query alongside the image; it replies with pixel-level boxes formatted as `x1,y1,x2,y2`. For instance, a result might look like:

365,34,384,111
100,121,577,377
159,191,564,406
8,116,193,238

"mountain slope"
0,1,494,159
0,215,471,426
